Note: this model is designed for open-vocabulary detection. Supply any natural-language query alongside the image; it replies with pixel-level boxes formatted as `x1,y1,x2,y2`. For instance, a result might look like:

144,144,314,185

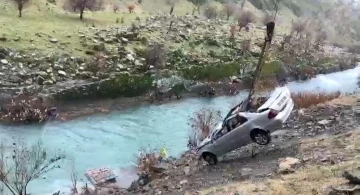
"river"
0,65,360,195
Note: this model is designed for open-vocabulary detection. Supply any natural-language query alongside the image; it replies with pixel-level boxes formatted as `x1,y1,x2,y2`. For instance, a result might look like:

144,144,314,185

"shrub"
144,43,168,70
291,19,308,37
204,4,218,19
12,0,31,17
87,52,107,74
63,0,104,20
229,24,238,39
291,91,341,108
241,39,251,54
113,2,120,13
181,63,240,81
0,94,55,124
0,141,64,195
127,3,135,13
188,108,222,150
237,10,256,31
136,147,161,174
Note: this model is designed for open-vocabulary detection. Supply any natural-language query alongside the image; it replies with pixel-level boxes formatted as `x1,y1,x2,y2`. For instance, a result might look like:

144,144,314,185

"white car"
196,86,294,165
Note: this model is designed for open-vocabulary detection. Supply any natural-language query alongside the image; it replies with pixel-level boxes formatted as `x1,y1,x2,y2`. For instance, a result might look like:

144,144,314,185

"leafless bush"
63,0,104,20
229,24,238,39
291,91,341,108
0,141,64,195
223,2,236,20
241,39,251,54
70,162,78,194
113,2,120,13
0,94,55,124
187,108,222,150
237,10,255,31
262,11,274,25
136,147,161,174
127,3,135,13
12,0,31,17
145,43,167,69
204,4,218,19
291,19,308,37
87,52,107,74
314,30,328,50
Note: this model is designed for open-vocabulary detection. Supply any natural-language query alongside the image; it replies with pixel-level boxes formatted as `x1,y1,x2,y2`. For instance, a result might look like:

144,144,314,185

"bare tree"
12,0,31,17
223,2,236,20
204,4,218,19
237,10,256,32
0,141,65,195
63,0,105,20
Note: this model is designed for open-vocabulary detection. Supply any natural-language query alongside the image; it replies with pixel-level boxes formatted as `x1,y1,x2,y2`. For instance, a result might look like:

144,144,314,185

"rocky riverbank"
116,96,360,195
0,14,359,123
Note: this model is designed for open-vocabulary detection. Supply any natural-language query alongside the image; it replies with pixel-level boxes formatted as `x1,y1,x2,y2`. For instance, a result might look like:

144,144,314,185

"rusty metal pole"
245,22,275,110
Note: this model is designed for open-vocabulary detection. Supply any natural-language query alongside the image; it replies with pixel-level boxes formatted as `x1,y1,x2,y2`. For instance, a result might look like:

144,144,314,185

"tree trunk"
18,3,23,17
227,14,229,20
80,9,84,20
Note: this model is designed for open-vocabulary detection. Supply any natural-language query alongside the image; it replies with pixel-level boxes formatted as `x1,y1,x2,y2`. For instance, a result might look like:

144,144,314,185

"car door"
230,115,253,149
211,125,235,156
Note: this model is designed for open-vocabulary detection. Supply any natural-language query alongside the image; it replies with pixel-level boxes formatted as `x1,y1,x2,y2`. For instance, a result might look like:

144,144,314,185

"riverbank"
120,95,360,195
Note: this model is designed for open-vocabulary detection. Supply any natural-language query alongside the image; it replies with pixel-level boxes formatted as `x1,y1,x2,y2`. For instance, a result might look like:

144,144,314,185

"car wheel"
252,130,271,145
202,152,218,165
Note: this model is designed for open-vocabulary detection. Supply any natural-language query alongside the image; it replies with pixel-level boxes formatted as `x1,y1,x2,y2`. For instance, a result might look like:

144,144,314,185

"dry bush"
237,10,256,31
127,3,135,13
112,2,120,13
291,91,341,108
314,30,328,50
145,43,167,69
204,4,218,19
254,77,278,92
0,94,56,124
12,0,31,17
188,108,222,150
63,0,104,20
223,2,237,20
291,19,308,37
241,39,251,54
0,141,64,195
262,11,274,25
229,24,238,39
136,147,161,174
88,52,107,73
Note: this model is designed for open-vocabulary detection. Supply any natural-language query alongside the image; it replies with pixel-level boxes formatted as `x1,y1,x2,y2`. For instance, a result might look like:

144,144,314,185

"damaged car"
196,86,294,165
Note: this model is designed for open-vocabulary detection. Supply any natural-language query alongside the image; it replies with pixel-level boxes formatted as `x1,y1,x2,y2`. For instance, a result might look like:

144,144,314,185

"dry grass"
187,108,222,149
291,91,341,108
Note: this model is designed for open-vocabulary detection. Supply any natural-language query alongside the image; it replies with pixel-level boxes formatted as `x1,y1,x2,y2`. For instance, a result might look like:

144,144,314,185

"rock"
58,70,67,76
126,53,135,62
49,38,58,43
0,59,8,65
0,53,5,59
318,119,330,125
183,166,190,175
150,162,170,173
278,157,300,174
0,37,6,42
36,75,45,85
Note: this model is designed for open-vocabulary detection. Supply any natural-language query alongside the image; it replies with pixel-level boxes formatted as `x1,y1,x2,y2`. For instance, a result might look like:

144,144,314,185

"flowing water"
0,66,360,195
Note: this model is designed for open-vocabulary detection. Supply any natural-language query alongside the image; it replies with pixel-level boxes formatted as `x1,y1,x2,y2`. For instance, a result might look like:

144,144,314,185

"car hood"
197,137,212,149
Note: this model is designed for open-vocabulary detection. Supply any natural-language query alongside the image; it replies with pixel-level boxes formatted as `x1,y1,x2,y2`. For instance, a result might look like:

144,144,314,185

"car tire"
202,152,218,165
251,129,271,145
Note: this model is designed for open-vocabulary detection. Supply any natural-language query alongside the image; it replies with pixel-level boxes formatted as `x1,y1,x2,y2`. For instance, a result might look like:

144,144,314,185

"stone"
49,38,58,43
183,166,190,175
36,75,45,85
278,157,300,174
0,59,8,65
318,119,330,125
58,70,67,76
126,53,135,62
